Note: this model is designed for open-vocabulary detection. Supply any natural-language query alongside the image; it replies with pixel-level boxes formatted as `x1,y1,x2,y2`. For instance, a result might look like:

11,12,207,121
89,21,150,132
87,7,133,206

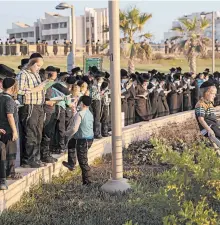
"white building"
84,8,109,45
7,22,36,44
164,11,220,41
6,8,109,47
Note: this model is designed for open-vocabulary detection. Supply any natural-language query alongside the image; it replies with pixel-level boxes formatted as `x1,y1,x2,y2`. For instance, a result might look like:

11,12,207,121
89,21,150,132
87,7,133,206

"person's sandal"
7,172,23,180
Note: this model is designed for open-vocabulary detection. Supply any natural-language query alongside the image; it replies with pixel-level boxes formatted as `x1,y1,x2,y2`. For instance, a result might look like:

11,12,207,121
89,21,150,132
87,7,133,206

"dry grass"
1,55,220,74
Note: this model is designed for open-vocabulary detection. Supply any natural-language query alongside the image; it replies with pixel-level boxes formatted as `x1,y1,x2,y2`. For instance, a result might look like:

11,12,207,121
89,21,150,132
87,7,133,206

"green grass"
0,119,208,225
1,56,219,74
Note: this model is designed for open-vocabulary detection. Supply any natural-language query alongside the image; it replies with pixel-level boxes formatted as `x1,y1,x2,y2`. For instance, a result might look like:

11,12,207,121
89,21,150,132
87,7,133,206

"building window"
60,22,67,28
52,34,59,40
60,34,67,40
23,32,29,38
52,23,59,29
43,24,51,30
16,33,21,38
29,32,34,37
9,34,15,39
43,35,51,41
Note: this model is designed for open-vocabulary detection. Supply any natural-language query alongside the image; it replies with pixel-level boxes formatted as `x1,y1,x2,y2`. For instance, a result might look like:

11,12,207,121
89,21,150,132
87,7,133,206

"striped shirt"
16,69,44,105
195,98,217,130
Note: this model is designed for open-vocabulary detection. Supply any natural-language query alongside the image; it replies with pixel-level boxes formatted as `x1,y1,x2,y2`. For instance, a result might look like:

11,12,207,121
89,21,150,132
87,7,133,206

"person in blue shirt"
63,96,94,185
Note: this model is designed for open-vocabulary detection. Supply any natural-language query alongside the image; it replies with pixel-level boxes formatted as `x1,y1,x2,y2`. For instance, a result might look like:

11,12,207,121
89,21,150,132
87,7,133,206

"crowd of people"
1,52,220,191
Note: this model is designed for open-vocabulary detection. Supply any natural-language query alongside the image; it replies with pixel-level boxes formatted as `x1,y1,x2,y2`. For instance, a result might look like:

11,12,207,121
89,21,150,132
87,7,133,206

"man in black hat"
100,81,111,137
0,77,20,190
50,72,72,154
71,67,82,76
120,69,131,126
40,66,58,163
89,69,104,139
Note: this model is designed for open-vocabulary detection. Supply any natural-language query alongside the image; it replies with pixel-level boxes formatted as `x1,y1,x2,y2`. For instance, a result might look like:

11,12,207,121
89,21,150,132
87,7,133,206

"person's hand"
0,129,6,135
207,128,215,137
12,131,18,141
46,101,56,107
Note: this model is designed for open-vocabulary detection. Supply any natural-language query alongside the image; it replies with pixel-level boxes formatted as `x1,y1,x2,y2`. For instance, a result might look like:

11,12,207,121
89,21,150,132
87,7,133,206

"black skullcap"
45,66,57,72
18,58,29,69
214,71,220,78
82,76,91,85
3,78,15,89
105,72,110,79
81,96,92,107
101,81,109,91
204,68,210,73
66,76,76,85
77,80,85,87
71,67,81,75
176,67,182,72
130,73,137,81
200,81,215,89
170,67,176,73
55,67,60,74
89,66,99,75
151,69,157,74
29,53,43,59
121,69,128,78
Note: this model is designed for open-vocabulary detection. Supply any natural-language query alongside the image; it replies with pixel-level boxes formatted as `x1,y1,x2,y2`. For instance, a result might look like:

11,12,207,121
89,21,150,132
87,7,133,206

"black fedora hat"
18,58,29,69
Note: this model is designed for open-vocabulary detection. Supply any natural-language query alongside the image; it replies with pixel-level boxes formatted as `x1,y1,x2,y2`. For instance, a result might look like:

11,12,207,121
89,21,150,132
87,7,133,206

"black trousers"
41,111,55,159
100,104,109,136
68,138,93,183
52,106,66,150
0,141,6,179
19,105,44,165
0,135,17,179
90,100,101,136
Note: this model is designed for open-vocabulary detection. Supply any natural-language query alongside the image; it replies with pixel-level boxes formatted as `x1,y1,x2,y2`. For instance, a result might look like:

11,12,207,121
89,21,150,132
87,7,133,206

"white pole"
212,11,215,73
101,0,130,193
71,6,75,64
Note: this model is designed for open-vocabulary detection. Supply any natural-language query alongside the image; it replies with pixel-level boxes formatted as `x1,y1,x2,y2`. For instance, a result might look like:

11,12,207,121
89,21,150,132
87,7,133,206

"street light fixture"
200,11,215,73
55,2,75,69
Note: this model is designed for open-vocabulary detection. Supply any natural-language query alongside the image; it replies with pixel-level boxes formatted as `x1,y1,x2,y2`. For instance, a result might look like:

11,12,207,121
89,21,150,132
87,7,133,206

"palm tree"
171,16,210,74
122,6,152,73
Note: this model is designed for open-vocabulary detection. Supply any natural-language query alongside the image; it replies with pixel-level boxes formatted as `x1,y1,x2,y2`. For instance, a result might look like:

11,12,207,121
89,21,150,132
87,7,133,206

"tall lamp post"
201,11,215,73
101,0,131,193
56,2,75,68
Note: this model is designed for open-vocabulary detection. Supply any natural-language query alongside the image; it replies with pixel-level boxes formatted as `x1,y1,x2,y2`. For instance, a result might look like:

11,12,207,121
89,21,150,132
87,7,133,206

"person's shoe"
83,180,92,186
102,133,110,137
22,161,45,168
94,135,102,139
41,156,58,163
0,180,8,190
62,161,75,171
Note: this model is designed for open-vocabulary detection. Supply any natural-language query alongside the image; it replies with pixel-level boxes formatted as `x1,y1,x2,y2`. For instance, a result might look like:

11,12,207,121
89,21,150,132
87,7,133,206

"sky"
0,1,219,42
